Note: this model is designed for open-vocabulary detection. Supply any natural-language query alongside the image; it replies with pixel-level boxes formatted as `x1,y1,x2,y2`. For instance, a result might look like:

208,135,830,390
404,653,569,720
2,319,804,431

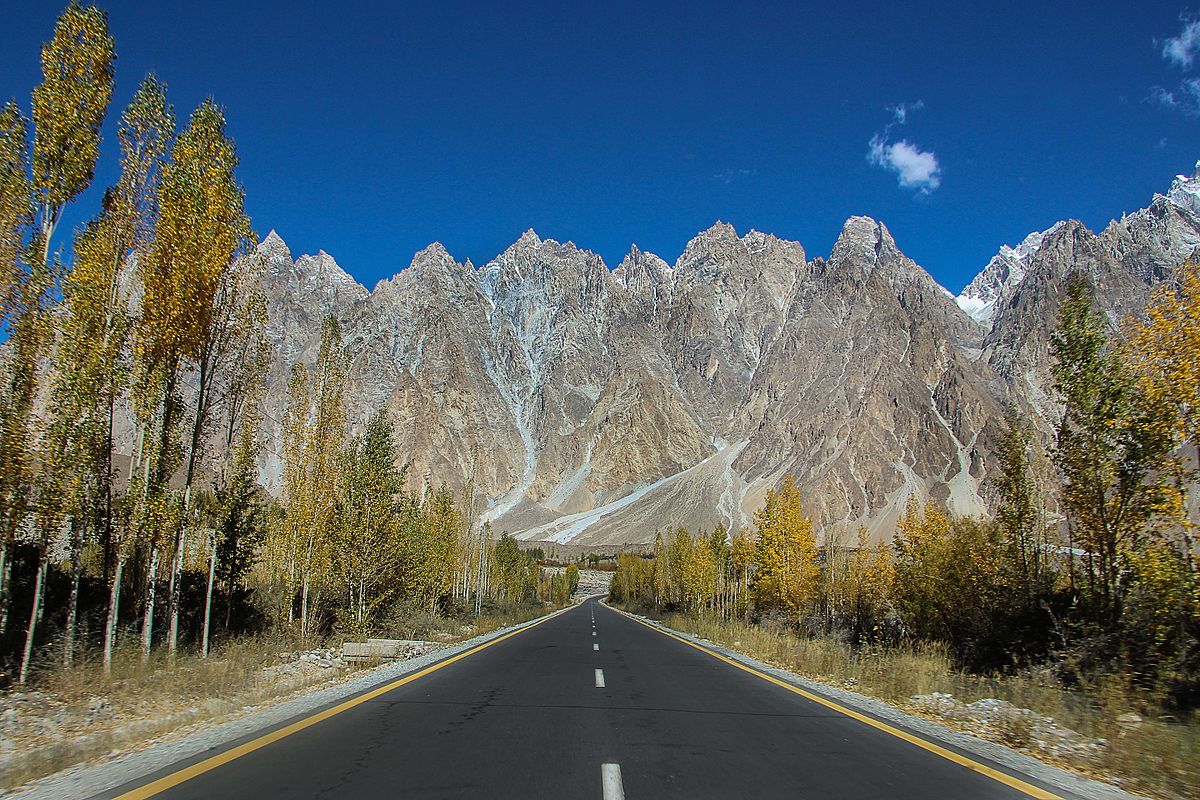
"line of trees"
255,317,577,642
0,4,269,683
0,5,570,686
612,270,1200,708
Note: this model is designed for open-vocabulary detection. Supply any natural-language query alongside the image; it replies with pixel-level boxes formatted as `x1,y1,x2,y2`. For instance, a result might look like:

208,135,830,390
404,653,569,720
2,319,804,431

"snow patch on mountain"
1166,161,1200,216
955,223,1064,325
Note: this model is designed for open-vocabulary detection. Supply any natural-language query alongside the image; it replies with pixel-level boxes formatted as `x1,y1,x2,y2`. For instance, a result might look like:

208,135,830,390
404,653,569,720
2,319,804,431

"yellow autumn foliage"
751,475,820,617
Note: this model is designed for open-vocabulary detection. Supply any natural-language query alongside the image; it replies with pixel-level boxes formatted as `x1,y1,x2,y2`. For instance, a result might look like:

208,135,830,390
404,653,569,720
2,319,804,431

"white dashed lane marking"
601,763,624,800
594,668,605,688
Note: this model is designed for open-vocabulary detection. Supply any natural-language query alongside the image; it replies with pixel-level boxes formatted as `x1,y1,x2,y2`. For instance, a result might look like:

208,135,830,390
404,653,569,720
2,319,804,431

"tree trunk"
224,570,235,631
63,520,85,667
168,357,212,657
166,505,188,657
300,577,309,643
141,546,158,662
201,534,217,658
103,395,115,584
0,536,9,637
103,553,124,675
18,546,49,685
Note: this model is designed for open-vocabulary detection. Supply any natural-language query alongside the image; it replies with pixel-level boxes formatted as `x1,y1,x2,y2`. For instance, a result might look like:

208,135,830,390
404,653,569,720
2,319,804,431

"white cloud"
1151,78,1200,116
1163,18,1200,69
890,100,924,125
868,135,942,193
867,102,941,194
713,168,754,184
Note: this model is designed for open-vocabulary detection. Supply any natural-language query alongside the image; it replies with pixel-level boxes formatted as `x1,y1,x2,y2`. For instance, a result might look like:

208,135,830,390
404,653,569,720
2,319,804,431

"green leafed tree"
1051,273,1179,621
333,409,407,632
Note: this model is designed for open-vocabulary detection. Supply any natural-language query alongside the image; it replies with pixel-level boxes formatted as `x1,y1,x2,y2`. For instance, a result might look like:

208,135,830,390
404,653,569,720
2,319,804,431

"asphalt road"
98,597,1083,800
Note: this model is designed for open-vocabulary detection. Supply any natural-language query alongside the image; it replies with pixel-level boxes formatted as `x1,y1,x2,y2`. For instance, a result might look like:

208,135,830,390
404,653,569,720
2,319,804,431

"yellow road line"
607,605,1064,800
112,608,567,800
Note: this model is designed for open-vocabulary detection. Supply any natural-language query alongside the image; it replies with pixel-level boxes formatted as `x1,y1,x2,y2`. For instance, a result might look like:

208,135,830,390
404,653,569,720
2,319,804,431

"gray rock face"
252,167,1200,546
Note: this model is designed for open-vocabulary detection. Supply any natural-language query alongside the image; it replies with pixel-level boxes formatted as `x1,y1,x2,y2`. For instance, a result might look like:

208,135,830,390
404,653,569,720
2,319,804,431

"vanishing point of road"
96,597,1086,800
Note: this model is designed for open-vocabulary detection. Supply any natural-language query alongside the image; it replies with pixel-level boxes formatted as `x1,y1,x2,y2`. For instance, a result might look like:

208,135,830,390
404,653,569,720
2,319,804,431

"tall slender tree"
0,101,33,640
98,75,174,673
995,411,1050,603
31,2,114,267
1051,273,1178,619
277,317,348,639
14,3,114,684
136,98,253,655
333,409,405,630
751,475,819,619
47,77,172,668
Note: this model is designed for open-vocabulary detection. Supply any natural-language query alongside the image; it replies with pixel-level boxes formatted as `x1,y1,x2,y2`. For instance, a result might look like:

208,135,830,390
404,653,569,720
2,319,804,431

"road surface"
98,597,1084,799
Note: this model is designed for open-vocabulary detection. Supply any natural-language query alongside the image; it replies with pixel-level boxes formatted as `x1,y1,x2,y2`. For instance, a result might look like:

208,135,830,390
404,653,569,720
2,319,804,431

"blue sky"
2,0,1198,293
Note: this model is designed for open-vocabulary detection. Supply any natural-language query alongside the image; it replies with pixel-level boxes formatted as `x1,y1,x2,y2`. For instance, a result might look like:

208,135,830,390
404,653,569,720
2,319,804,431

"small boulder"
1116,712,1142,729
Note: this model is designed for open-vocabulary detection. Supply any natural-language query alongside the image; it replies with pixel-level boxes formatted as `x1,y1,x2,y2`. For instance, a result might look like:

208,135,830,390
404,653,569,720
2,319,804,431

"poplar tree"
491,534,535,602
15,3,114,684
683,535,717,609
729,527,755,617
995,412,1050,603
412,486,462,609
0,102,32,639
1125,261,1200,642
278,317,347,639
333,409,405,630
31,2,114,266
45,76,173,669
706,524,730,615
0,101,30,315
99,75,174,673
202,402,263,657
137,98,253,655
843,526,894,641
664,528,692,605
751,475,819,619
1051,273,1178,620
278,364,312,627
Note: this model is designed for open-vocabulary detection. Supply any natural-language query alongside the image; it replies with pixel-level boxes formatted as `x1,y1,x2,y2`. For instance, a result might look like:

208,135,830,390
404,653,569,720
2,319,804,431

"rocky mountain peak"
676,221,745,267
829,215,901,271
293,250,364,296
956,222,1064,325
485,228,556,283
615,244,672,282
1166,161,1200,215
409,241,458,272
242,164,1195,547
258,230,293,265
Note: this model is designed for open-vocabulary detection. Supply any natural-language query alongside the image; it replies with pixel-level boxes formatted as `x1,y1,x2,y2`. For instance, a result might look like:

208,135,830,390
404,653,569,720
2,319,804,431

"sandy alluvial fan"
234,164,1200,547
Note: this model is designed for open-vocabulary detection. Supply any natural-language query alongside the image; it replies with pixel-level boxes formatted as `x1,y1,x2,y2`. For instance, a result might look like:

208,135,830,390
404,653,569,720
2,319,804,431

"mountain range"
251,163,1200,547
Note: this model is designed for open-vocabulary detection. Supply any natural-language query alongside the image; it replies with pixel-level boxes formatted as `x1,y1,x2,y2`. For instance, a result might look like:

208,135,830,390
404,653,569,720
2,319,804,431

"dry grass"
652,612,1199,800
0,602,559,792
